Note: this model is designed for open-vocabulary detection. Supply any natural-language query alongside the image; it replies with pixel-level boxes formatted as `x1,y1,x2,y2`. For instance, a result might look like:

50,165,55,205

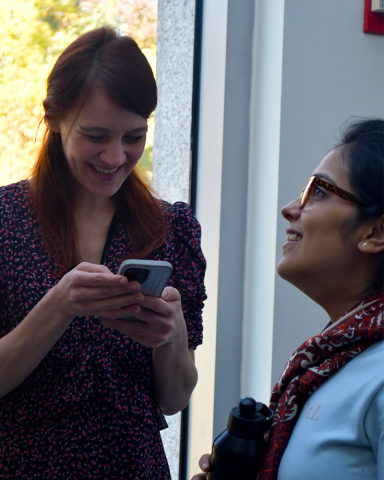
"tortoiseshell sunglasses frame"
300,175,359,209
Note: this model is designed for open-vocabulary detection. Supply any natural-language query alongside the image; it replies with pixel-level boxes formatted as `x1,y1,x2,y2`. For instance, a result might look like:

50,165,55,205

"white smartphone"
98,260,172,325
117,259,173,297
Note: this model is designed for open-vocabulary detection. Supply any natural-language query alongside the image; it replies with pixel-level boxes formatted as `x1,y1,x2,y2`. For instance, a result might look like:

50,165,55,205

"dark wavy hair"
30,27,167,274
337,118,384,295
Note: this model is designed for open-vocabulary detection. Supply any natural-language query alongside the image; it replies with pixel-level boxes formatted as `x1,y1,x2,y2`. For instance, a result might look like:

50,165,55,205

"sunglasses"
300,175,359,209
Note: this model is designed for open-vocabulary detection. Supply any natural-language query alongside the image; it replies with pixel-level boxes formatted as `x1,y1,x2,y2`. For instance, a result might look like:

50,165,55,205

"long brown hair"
30,27,167,274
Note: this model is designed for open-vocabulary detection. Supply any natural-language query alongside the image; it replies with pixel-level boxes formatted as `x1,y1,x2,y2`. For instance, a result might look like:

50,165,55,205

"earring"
362,242,368,247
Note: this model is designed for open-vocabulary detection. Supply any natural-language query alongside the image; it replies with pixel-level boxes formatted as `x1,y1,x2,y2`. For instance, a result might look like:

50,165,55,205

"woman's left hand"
103,286,197,415
102,286,187,349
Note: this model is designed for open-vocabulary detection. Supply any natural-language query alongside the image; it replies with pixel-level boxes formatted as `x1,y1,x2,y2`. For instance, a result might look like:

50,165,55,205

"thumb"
161,286,181,302
199,454,211,472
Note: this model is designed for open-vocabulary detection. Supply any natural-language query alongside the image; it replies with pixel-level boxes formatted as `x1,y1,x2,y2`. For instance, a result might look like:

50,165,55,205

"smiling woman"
192,118,383,480
32,27,162,271
0,27,207,480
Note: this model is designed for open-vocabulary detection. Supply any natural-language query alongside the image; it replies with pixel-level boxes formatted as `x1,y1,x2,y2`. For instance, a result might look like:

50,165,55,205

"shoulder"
0,180,30,218
314,340,384,404
160,200,195,222
0,180,29,199
362,343,384,465
160,201,202,239
353,340,384,364
336,340,384,385
0,180,29,223
158,200,206,277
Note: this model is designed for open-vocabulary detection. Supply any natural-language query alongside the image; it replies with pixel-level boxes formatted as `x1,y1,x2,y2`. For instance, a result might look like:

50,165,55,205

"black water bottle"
206,397,273,480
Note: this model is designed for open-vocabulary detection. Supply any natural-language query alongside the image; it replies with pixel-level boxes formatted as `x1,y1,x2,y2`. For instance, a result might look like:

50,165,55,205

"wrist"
42,285,75,326
153,325,189,358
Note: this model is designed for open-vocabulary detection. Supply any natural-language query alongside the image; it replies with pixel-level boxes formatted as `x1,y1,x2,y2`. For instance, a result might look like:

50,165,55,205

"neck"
322,296,365,324
74,190,116,220
323,296,380,333
293,275,374,324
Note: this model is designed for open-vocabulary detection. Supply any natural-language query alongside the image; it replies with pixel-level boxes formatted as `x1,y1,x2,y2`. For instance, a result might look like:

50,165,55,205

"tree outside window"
0,0,157,187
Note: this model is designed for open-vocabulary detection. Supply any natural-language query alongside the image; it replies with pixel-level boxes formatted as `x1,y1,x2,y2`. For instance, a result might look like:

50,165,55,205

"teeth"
286,233,302,242
93,165,119,174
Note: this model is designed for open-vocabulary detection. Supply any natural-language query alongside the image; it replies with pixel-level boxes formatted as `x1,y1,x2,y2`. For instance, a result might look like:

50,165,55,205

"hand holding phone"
99,260,172,324
101,260,186,351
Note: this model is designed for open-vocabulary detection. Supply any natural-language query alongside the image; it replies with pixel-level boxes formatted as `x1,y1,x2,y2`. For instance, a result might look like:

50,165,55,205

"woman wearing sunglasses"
193,118,384,480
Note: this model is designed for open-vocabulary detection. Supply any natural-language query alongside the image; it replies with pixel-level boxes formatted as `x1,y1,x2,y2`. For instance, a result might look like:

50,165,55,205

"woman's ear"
43,98,61,134
358,215,384,254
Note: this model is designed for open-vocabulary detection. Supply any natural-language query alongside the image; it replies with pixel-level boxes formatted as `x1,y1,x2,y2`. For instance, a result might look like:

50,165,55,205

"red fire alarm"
364,0,384,35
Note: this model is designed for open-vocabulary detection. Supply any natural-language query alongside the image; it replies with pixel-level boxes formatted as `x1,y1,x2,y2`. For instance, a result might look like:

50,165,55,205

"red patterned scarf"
258,290,384,480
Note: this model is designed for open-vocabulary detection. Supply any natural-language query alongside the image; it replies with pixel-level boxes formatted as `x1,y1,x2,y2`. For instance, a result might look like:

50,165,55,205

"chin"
277,254,289,275
90,182,123,198
277,257,299,284
276,260,288,281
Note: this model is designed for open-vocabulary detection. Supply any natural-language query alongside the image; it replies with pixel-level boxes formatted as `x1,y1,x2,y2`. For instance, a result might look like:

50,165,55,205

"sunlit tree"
0,0,157,186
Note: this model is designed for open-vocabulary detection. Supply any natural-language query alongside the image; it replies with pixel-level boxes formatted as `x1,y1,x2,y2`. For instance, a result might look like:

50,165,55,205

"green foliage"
140,146,153,173
0,0,157,186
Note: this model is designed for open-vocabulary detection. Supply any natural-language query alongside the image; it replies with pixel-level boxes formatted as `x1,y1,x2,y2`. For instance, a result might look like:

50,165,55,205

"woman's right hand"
1,261,144,398
47,262,143,323
191,454,211,480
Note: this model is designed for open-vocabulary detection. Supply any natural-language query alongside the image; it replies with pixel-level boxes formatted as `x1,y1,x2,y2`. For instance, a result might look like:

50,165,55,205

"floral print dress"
0,181,207,479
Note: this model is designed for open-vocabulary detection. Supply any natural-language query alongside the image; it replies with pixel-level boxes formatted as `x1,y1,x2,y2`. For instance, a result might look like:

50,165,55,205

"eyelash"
85,135,104,141
84,135,144,143
313,186,326,197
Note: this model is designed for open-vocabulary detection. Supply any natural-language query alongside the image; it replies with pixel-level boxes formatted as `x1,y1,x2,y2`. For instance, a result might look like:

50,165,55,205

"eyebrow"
78,125,147,134
313,172,339,187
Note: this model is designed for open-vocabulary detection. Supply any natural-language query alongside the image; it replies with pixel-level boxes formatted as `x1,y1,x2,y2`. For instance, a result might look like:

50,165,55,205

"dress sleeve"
0,193,10,339
167,202,207,350
364,385,384,480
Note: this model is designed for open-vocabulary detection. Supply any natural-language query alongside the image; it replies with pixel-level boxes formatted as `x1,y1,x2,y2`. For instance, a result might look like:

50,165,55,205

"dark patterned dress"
0,181,207,479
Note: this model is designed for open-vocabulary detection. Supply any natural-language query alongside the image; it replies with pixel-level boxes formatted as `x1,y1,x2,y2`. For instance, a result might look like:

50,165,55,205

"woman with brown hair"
0,27,206,479
193,118,383,480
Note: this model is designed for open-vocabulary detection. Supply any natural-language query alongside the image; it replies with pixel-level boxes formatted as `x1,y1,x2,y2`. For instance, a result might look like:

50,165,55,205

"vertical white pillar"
241,0,285,404
187,0,228,475
188,0,255,475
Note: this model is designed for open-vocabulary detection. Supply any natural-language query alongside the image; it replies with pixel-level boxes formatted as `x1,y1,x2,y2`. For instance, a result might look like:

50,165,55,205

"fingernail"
131,283,139,291
202,463,208,472
161,289,168,299
135,295,142,302
120,277,127,285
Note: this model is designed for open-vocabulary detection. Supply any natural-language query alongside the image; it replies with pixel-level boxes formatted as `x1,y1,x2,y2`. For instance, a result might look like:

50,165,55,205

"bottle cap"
227,397,273,440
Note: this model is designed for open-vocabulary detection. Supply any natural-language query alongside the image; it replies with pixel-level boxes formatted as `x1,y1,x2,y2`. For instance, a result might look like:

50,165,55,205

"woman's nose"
99,144,126,166
281,197,301,221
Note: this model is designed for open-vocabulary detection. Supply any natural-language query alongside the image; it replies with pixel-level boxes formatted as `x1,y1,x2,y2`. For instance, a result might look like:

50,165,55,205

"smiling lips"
286,233,302,241
92,164,120,174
